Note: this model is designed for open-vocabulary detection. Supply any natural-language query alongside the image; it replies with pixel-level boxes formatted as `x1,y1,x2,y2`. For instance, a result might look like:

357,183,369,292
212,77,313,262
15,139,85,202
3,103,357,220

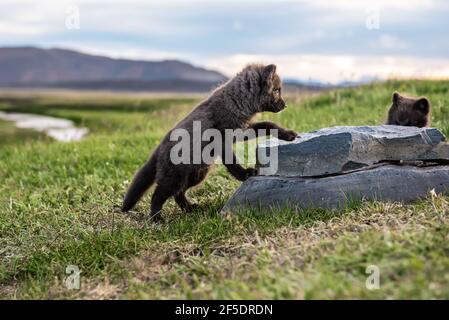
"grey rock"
222,165,449,213
257,125,449,177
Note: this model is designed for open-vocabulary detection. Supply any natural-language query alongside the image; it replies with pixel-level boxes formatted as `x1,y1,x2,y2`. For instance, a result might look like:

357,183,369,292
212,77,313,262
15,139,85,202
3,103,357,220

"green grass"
0,97,197,134
0,120,50,146
0,80,449,299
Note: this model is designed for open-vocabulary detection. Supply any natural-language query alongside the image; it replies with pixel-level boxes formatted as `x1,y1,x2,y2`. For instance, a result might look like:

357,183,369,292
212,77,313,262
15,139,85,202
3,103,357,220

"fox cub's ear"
414,97,430,114
262,64,277,81
392,91,401,104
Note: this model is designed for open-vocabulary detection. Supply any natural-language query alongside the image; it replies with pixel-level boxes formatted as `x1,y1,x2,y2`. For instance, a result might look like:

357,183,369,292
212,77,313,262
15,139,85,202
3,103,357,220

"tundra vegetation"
0,80,449,299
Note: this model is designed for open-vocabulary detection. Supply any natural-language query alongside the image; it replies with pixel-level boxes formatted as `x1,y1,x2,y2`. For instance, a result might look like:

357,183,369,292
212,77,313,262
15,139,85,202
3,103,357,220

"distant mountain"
283,78,333,91
283,77,377,91
0,47,227,92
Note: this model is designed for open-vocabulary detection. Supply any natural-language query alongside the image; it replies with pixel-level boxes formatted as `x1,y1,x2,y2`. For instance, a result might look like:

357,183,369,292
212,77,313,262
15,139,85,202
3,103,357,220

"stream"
0,111,89,142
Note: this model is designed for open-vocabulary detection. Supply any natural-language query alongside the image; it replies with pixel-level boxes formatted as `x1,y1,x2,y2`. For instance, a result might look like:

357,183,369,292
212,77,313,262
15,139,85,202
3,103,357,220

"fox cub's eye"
273,88,280,94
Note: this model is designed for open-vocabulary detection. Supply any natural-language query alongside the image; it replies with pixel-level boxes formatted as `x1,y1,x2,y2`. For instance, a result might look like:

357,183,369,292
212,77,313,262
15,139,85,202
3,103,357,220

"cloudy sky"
1,0,448,83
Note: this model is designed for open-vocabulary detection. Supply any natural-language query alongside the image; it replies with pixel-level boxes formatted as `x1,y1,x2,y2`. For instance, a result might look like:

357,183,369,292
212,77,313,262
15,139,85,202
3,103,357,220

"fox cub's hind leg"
150,178,185,222
175,191,197,213
174,168,209,213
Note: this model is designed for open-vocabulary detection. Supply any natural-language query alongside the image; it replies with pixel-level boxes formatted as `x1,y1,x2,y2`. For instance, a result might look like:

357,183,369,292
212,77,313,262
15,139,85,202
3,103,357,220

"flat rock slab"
221,165,449,213
257,125,449,177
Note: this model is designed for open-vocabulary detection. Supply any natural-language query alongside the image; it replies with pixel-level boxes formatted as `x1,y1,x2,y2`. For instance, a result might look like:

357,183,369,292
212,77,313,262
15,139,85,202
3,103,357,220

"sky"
1,0,449,84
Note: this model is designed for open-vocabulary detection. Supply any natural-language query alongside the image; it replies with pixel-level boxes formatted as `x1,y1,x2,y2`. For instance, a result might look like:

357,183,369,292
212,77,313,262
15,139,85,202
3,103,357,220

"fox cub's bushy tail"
121,149,158,212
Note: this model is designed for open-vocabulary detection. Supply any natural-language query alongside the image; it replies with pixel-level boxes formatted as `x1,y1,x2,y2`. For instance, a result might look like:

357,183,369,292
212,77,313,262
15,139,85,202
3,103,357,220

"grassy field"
0,80,449,299
0,119,50,146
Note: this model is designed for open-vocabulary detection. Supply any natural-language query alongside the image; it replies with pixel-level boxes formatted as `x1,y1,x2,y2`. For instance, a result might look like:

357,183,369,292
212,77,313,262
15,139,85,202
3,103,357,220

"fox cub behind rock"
386,91,431,127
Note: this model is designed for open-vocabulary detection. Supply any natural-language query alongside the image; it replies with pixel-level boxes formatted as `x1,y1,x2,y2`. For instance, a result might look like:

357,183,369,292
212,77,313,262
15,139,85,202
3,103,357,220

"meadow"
0,80,448,299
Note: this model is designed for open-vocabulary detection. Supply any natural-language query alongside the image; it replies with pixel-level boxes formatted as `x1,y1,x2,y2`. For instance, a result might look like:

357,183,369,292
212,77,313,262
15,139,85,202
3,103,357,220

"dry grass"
22,194,447,299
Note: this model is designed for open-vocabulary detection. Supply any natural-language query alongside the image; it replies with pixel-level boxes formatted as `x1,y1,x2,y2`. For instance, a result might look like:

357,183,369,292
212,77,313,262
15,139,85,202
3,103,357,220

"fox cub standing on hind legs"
386,91,431,127
122,64,297,222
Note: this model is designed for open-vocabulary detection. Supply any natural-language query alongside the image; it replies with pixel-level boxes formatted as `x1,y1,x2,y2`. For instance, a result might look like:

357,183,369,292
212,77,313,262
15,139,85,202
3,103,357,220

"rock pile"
222,126,449,213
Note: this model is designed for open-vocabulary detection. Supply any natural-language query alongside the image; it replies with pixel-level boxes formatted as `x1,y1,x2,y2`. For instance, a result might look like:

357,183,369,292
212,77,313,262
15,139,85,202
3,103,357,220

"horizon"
1,0,449,84
0,45,369,85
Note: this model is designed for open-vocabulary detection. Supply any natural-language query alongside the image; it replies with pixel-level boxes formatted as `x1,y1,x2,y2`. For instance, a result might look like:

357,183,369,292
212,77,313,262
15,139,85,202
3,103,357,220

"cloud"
232,21,242,31
56,43,195,62
204,53,449,83
0,21,48,36
1,0,448,83
304,0,444,10
374,34,408,50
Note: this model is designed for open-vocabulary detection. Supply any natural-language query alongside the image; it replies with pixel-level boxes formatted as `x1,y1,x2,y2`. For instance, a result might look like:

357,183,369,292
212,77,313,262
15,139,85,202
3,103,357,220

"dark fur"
386,91,431,127
122,64,297,221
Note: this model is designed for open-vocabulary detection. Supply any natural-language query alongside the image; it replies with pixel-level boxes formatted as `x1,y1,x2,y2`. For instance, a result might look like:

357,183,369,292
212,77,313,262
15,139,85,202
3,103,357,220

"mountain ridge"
0,46,334,92
0,46,227,92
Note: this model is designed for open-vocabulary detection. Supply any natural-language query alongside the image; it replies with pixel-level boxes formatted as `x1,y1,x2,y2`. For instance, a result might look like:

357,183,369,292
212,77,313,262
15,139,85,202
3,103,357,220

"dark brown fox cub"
122,64,297,221
386,91,431,127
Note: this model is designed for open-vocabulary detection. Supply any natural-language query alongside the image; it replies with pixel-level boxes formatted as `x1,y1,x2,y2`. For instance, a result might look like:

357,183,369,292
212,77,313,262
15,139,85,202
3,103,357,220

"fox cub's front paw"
279,129,297,141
